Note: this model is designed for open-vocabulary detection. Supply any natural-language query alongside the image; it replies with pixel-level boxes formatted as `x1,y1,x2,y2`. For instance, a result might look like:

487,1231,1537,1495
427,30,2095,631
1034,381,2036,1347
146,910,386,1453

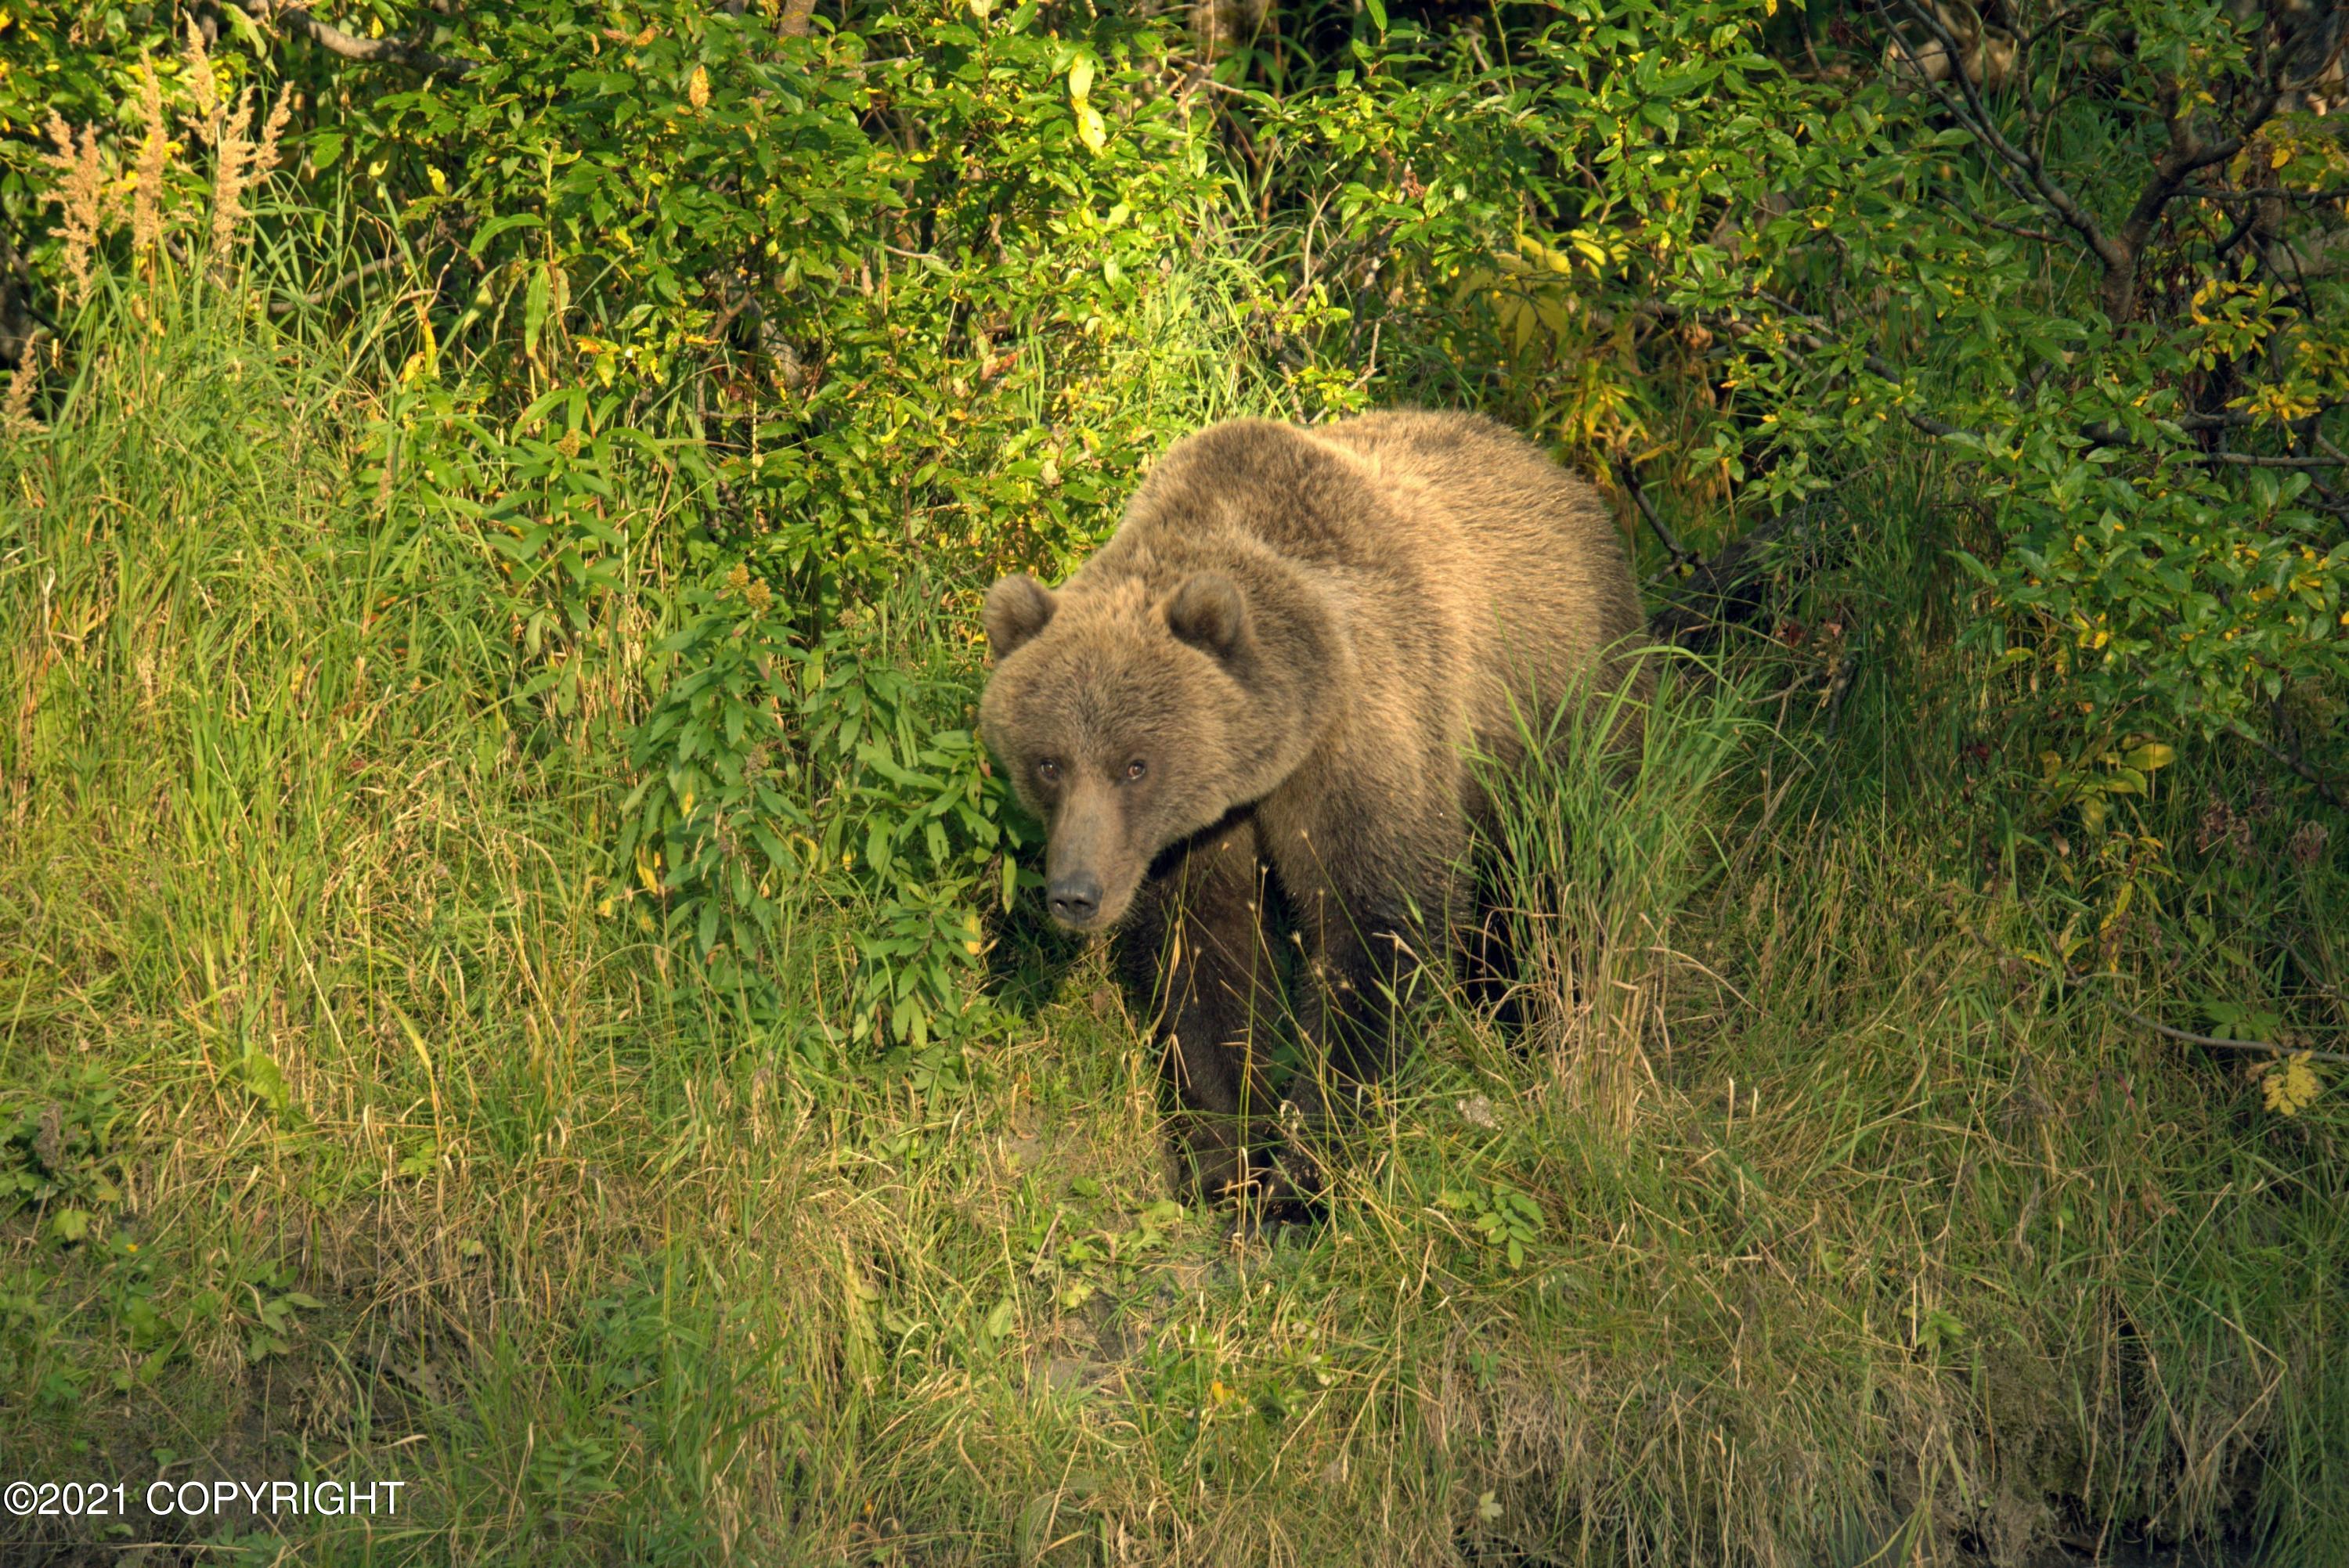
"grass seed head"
134,59,171,253
2,333,43,434
210,85,258,267
186,16,221,132
41,114,109,305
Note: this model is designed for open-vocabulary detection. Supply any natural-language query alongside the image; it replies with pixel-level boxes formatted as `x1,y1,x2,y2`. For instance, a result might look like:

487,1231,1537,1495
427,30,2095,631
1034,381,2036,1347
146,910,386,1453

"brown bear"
979,409,1650,1209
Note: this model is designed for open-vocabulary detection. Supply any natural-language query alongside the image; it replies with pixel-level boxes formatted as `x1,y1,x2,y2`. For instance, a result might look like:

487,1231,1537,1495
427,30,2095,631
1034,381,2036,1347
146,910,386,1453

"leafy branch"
1883,0,2285,323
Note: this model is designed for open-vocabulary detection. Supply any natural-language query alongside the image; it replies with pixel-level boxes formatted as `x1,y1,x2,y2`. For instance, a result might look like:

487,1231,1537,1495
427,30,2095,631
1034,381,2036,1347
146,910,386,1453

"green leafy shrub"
619,568,1033,1046
348,0,1244,615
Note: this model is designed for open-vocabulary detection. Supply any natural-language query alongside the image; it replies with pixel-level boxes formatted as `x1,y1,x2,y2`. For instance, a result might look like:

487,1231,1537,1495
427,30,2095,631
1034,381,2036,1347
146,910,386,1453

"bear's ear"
983,574,1056,660
1163,572,1250,663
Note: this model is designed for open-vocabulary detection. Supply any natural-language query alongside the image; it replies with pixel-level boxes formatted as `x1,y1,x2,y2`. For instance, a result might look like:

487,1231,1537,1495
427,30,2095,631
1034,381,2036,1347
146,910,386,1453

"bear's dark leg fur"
1269,862,1450,1202
1118,814,1287,1205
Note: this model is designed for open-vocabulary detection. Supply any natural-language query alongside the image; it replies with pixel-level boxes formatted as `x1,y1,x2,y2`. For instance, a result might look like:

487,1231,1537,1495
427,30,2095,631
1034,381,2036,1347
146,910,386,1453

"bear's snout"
1042,778,1137,931
1047,871,1104,928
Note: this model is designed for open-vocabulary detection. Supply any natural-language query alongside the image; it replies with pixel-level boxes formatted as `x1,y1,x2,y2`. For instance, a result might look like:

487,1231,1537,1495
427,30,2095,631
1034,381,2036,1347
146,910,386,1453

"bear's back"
1307,410,1650,707
1093,410,1648,755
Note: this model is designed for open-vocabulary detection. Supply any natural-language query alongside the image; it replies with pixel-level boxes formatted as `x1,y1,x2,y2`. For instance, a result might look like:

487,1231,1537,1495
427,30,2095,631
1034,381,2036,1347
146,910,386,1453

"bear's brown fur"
980,409,1650,1208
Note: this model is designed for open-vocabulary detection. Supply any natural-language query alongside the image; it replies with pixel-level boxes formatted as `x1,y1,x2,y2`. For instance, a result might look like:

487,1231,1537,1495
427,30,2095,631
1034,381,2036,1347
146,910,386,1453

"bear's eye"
1037,757,1061,783
1123,759,1147,783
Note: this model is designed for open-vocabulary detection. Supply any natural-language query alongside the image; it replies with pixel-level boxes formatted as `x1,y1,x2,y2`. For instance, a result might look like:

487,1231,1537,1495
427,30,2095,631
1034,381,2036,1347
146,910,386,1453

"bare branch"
2105,998,2349,1068
2024,910,2349,1066
1890,3,2288,322
1886,0,2122,272
2181,185,2349,204
2255,225,2349,280
228,0,474,76
2107,76,2280,319
1611,453,1693,568
2192,449,2347,468
2241,716,2349,816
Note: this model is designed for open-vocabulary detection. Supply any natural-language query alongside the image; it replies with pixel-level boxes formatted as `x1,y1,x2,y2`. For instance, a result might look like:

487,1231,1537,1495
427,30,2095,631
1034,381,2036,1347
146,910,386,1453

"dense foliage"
11,0,2347,1048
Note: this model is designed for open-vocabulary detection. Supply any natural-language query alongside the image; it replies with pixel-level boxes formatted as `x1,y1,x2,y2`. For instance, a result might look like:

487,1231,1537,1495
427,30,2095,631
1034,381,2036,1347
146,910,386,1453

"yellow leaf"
2262,1053,2322,1116
2122,743,2176,772
688,65,710,110
1077,105,1106,154
2271,142,2290,170
1068,52,1095,106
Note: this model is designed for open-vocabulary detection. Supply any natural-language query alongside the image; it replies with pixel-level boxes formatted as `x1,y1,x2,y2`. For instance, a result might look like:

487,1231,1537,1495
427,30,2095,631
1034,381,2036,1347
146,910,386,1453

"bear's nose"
1048,873,1102,926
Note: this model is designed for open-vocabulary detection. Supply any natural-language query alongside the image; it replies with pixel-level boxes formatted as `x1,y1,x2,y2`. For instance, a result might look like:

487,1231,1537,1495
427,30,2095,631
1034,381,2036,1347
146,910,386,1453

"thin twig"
1611,453,1692,568
1978,214,2065,247
2104,999,2349,1068
2015,0,2098,56
2180,185,2349,204
2012,908,2349,1068
2191,449,2348,468
2239,721,2349,816
268,254,400,315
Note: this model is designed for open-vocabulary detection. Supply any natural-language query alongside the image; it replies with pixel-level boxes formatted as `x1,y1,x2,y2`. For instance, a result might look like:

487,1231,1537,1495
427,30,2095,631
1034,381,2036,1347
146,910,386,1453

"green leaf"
218,2,268,52
524,269,554,359
696,899,720,957
241,1051,290,1117
468,211,545,261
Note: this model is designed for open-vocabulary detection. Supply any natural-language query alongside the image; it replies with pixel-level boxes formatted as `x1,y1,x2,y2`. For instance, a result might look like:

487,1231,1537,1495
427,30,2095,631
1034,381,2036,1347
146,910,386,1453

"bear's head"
977,570,1262,932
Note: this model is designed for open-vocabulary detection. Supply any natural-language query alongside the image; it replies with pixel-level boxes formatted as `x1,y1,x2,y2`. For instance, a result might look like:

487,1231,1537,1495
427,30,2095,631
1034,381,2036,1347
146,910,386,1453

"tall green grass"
4,263,2344,1568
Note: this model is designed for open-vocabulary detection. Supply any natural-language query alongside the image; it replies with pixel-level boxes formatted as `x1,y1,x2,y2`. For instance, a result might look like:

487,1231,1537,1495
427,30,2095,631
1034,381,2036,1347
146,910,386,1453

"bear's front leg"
1116,816,1289,1206
1273,863,1449,1202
